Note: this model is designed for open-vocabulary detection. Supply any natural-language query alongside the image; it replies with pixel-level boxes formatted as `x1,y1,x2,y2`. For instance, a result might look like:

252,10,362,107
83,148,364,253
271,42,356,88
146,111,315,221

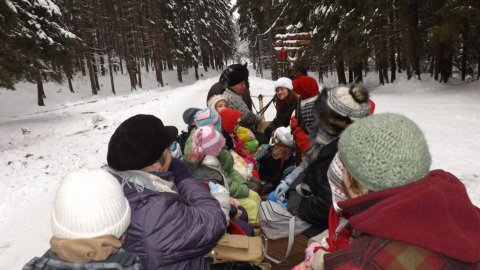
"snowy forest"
1,0,480,106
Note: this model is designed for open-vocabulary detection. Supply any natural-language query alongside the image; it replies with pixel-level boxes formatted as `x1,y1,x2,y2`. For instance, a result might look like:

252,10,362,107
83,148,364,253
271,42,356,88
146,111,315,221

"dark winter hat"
107,114,178,171
220,64,249,86
227,70,247,88
293,75,319,100
313,84,370,138
183,107,201,126
339,113,431,191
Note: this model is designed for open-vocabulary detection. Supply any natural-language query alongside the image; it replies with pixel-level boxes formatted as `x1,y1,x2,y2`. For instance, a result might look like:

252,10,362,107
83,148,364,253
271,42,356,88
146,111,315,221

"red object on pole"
278,48,286,60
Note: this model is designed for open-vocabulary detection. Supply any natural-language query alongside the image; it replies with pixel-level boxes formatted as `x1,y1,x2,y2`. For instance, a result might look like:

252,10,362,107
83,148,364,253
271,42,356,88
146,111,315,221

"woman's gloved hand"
275,179,290,201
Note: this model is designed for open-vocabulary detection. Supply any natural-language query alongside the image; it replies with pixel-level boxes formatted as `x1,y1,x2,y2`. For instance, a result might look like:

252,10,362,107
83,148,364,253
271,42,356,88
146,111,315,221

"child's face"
275,87,289,100
215,100,228,112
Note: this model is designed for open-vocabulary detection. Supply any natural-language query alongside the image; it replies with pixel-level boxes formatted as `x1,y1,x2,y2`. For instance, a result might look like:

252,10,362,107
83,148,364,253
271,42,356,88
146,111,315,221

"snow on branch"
260,0,290,36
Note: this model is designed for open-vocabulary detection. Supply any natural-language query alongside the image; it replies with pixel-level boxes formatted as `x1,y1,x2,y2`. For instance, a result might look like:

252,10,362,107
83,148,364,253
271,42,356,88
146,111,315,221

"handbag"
208,234,264,263
259,200,311,263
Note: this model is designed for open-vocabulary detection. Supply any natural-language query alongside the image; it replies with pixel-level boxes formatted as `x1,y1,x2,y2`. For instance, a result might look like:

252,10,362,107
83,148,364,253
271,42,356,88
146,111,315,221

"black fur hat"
220,63,249,87
313,84,370,137
227,70,247,87
107,114,178,171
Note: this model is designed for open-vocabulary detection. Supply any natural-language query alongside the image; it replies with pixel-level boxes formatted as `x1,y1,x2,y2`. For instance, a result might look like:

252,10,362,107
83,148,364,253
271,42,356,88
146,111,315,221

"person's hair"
346,173,367,196
275,91,298,113
158,149,168,165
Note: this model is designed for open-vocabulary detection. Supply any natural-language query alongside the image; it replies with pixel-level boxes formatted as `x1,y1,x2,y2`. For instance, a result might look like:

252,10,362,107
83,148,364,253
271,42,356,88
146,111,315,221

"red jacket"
325,170,480,269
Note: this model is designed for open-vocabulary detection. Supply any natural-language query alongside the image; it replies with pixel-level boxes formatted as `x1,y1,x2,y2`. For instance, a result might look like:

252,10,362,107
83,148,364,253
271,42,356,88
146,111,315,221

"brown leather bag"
208,234,264,263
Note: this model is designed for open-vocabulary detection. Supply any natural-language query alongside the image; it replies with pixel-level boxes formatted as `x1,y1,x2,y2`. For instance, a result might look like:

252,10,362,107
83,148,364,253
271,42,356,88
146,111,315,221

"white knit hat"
207,94,227,109
51,168,131,239
270,126,294,147
273,77,293,91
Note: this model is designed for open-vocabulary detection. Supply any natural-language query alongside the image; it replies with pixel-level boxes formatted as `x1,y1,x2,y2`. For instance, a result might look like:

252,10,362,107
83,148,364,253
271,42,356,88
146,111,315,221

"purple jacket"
115,170,226,270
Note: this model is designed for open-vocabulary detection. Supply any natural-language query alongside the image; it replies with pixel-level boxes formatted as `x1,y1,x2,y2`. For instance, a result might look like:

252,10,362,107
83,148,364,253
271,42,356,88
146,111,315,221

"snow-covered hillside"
0,71,479,269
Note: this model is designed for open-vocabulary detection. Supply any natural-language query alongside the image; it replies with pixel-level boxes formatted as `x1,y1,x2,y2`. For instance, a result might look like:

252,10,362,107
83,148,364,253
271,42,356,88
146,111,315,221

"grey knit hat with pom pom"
313,84,370,139
327,85,371,120
339,113,432,191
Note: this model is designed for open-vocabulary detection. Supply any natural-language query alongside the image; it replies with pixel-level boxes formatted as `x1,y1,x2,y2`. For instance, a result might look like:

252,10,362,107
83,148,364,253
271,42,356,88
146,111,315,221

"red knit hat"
219,108,242,134
293,75,319,100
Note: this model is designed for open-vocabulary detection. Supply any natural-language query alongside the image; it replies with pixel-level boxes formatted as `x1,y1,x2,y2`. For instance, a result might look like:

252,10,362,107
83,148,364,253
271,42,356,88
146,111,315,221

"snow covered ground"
0,69,479,269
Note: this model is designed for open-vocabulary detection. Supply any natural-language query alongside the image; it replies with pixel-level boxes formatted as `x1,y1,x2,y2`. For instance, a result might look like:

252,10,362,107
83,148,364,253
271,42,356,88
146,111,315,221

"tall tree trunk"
108,49,116,94
78,56,86,76
85,51,98,95
92,55,100,91
137,59,142,88
348,64,353,84
389,9,396,83
354,61,363,82
263,0,278,80
100,55,106,76
67,75,74,93
177,62,183,82
36,67,45,106
434,44,442,81
336,55,347,84
201,50,209,71
399,0,420,79
119,55,124,74
194,61,199,80
461,21,469,81
477,46,480,80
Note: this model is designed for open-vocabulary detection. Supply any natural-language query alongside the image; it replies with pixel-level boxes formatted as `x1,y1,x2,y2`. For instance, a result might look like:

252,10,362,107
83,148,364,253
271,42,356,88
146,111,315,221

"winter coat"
187,156,231,221
264,93,298,138
258,146,295,185
223,89,260,130
286,139,338,237
184,135,249,199
219,148,250,198
297,96,317,134
23,249,142,270
290,96,318,155
324,170,480,269
186,157,225,187
110,169,227,270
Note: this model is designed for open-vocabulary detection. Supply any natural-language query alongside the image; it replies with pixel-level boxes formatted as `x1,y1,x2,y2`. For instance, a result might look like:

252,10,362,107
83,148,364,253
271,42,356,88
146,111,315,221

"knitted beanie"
183,107,201,126
270,126,294,147
52,168,131,239
327,154,349,213
219,108,242,134
192,125,226,159
274,77,293,91
207,95,227,109
107,114,178,171
194,108,222,133
339,113,432,192
327,85,371,120
293,75,319,100
313,84,370,139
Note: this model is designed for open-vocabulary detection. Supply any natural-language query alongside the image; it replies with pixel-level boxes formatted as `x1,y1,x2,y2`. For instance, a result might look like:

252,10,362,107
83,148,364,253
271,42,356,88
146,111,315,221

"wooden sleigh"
254,94,274,134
